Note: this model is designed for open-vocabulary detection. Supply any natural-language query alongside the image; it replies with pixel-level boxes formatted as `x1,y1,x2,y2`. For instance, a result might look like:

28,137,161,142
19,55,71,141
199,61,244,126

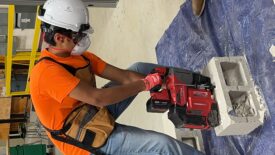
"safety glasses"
71,24,93,44
71,32,87,44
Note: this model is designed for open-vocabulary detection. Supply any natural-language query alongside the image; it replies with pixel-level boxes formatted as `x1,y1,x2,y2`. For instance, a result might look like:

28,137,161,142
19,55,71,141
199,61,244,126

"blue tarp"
155,0,275,154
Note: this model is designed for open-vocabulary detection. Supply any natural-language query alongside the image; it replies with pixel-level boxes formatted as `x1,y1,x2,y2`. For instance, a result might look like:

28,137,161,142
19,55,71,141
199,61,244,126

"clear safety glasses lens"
72,32,88,44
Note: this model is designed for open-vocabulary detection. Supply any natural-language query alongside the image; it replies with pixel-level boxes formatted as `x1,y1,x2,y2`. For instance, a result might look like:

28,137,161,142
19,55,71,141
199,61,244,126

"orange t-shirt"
30,49,107,155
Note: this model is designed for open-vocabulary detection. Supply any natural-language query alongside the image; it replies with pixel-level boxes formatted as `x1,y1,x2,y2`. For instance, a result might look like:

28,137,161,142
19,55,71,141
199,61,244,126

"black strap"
50,132,104,155
36,55,90,75
41,122,71,135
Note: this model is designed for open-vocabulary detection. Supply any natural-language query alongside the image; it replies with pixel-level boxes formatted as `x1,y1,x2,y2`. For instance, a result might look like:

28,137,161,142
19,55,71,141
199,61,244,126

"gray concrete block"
176,128,205,153
202,56,265,136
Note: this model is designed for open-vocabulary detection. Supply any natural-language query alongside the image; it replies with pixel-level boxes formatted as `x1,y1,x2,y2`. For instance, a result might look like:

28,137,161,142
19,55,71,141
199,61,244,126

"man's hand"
142,73,162,91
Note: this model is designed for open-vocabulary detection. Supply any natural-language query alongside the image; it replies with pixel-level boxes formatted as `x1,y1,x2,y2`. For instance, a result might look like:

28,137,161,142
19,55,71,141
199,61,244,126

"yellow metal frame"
5,5,41,96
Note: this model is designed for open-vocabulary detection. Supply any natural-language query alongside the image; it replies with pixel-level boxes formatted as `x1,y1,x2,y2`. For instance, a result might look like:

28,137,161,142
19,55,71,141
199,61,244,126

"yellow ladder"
5,5,41,96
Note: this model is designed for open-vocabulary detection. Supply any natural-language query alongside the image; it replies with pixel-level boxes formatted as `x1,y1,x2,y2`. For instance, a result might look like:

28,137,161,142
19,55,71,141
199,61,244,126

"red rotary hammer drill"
146,67,220,129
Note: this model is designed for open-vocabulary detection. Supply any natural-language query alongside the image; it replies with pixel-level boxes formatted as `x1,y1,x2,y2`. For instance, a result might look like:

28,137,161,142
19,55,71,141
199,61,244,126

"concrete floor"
55,0,184,154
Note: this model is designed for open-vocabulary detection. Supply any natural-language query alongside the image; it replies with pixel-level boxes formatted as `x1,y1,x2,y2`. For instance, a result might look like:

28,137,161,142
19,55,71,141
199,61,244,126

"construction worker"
192,0,206,16
30,0,204,155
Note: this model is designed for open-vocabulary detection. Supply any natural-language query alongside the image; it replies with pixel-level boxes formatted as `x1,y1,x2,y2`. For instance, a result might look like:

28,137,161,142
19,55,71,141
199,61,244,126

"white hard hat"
38,0,91,32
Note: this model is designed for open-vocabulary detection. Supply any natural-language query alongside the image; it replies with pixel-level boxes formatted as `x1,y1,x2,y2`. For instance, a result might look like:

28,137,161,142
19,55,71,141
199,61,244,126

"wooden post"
0,97,11,155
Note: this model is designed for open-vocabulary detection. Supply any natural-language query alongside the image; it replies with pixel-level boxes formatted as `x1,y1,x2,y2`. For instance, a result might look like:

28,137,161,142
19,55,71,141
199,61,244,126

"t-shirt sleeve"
83,52,107,75
39,63,80,103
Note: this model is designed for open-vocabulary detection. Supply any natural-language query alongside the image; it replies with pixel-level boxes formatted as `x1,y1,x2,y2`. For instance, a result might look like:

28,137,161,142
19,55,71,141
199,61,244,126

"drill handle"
150,67,169,92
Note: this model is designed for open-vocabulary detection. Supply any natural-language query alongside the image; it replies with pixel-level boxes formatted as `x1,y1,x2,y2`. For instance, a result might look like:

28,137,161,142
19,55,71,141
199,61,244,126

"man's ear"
53,33,65,43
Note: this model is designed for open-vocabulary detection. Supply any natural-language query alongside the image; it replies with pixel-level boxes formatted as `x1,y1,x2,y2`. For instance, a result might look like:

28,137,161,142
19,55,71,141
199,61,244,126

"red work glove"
142,73,162,91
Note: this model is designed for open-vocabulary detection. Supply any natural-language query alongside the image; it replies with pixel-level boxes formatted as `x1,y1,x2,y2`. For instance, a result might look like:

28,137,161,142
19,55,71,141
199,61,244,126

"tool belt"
43,104,115,154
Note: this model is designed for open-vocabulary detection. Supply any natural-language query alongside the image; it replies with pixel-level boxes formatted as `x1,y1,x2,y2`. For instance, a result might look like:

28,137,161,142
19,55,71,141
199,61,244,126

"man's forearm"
96,79,145,106
76,79,146,107
122,70,145,84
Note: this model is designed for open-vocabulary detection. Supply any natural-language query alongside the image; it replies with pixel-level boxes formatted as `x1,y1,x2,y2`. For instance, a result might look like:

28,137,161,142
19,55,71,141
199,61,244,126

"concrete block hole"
220,62,246,86
181,137,198,150
228,91,255,117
